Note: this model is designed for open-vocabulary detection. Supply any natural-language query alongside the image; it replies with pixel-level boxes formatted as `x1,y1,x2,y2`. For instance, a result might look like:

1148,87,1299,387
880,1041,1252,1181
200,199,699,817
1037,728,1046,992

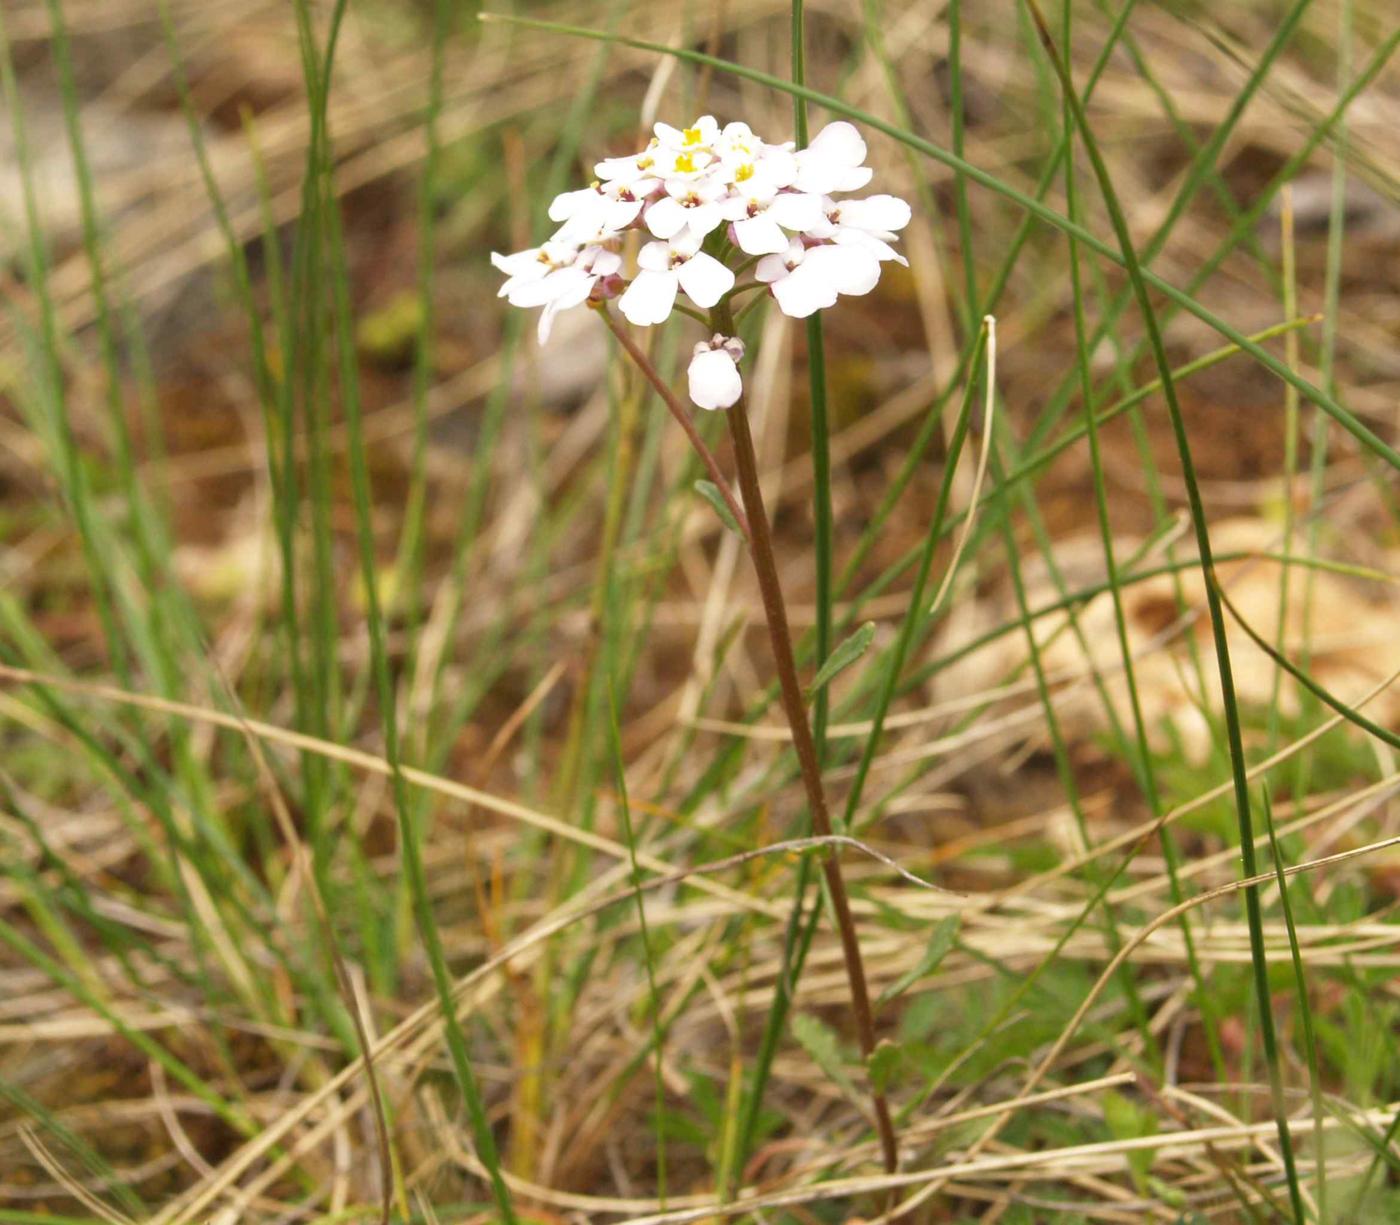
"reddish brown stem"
723,393,899,1176
603,297,899,1175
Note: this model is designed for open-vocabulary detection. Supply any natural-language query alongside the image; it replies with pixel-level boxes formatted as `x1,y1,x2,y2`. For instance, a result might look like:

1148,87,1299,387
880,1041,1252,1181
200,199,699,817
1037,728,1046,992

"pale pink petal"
618,270,678,326
687,348,743,410
676,252,735,308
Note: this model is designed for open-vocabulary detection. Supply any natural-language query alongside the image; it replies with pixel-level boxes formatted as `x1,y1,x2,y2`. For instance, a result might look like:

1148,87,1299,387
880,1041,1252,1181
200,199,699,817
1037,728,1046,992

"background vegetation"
0,0,1397,1220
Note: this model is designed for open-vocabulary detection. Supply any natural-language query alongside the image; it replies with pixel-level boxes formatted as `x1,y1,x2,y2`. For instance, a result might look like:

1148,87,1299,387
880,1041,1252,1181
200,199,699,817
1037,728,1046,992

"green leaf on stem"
878,914,960,1004
694,480,743,536
807,621,876,699
792,1012,859,1103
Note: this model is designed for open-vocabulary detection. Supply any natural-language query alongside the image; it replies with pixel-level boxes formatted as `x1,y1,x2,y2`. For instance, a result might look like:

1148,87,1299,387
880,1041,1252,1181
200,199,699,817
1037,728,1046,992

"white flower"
715,122,798,188
491,241,621,341
594,148,664,188
653,115,721,152
807,193,912,265
718,180,825,255
754,238,880,319
495,115,911,340
645,174,729,241
549,178,658,241
688,335,745,410
618,230,735,326
793,122,873,194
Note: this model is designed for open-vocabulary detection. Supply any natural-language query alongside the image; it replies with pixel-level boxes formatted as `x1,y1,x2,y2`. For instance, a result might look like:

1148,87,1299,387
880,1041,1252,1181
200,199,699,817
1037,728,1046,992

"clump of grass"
1,1,1398,1222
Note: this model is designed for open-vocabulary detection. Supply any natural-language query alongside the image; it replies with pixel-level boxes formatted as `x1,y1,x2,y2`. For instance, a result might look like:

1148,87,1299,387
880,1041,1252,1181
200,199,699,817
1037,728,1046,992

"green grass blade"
304,3,517,1216
1024,3,1305,1214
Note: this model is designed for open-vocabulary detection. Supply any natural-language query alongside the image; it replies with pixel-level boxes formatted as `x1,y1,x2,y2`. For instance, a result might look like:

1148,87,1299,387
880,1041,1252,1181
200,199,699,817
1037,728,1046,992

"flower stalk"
707,305,899,1175
499,107,912,1187
597,305,749,540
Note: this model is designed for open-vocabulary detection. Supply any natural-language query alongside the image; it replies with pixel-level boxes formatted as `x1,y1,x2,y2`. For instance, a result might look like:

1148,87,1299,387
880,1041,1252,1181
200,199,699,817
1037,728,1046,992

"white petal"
754,253,790,284
666,228,704,258
603,197,644,230
653,122,685,146
618,270,678,326
536,272,596,341
509,265,588,308
809,121,867,167
733,214,790,255
834,228,907,265
590,250,623,277
684,202,726,240
492,248,542,276
644,196,688,239
550,269,596,311
687,348,743,410
772,262,839,318
830,166,874,192
766,192,826,232
718,194,751,222
636,241,675,272
757,146,798,187
837,194,912,232
549,187,597,223
807,244,881,296
676,252,735,308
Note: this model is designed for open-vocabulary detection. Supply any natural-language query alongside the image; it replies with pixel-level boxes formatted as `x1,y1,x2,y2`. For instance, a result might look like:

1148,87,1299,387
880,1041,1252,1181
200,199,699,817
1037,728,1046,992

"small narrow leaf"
1103,1090,1159,1194
694,480,742,535
791,1013,858,1102
808,621,876,697
878,914,960,1005
866,1039,903,1096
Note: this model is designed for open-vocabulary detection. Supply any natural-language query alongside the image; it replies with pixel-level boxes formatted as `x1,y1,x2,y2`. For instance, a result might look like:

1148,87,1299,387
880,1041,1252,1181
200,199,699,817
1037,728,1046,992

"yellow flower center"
637,155,654,171
673,152,696,174
682,126,704,146
735,162,755,183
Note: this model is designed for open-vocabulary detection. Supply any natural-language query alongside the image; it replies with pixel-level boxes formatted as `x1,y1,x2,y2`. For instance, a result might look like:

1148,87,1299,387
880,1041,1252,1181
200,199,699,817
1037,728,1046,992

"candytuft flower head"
491,115,909,407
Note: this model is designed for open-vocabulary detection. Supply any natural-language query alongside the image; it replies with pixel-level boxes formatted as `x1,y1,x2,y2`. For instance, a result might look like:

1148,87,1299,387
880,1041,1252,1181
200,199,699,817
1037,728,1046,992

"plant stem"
597,307,750,539
721,383,899,1177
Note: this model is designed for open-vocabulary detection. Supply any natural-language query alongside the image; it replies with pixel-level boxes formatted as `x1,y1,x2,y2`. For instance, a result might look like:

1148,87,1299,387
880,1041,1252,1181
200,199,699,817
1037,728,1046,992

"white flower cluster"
491,116,910,409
